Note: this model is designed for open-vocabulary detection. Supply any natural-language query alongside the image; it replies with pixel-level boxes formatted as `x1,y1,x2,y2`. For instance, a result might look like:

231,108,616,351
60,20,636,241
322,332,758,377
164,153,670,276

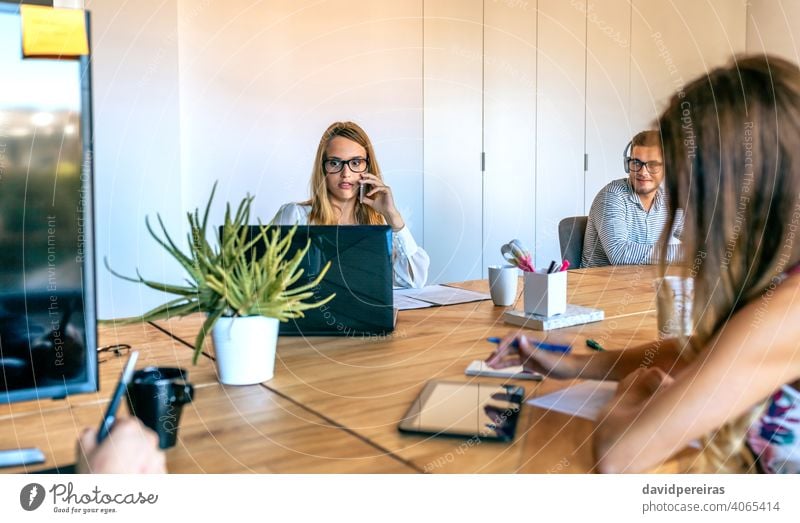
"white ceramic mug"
488,265,519,306
655,276,694,338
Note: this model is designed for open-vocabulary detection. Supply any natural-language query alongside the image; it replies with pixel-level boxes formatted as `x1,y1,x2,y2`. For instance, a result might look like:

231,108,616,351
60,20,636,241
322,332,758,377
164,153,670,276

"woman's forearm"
577,337,689,381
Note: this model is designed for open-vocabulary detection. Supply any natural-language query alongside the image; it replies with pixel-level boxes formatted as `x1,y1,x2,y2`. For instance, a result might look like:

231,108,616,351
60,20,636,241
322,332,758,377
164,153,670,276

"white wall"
176,0,424,240
629,0,747,132
86,0,185,319
746,0,800,60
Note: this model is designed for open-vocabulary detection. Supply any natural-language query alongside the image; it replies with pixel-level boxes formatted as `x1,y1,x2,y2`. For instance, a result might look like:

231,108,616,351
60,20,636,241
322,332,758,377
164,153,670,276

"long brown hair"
658,55,800,471
306,121,386,225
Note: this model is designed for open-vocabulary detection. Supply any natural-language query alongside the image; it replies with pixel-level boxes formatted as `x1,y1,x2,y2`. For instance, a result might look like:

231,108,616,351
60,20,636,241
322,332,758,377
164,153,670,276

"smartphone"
0,448,45,468
96,350,139,443
359,182,372,203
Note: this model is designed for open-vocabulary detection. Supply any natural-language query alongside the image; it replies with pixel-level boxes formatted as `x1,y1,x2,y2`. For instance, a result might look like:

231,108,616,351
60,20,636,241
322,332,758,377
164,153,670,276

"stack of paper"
394,294,435,310
527,381,617,421
394,285,490,311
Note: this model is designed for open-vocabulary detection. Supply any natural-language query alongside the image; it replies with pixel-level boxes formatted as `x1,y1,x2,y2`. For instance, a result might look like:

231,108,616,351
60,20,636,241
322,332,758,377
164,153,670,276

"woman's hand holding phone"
358,173,405,231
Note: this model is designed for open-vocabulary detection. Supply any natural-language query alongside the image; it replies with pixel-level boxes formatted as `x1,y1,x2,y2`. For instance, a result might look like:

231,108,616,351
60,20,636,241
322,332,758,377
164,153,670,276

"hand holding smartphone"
96,350,139,443
359,180,371,203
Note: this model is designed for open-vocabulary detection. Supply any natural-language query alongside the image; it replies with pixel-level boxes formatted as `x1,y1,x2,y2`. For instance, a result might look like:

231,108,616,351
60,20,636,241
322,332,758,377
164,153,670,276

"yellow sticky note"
20,5,89,58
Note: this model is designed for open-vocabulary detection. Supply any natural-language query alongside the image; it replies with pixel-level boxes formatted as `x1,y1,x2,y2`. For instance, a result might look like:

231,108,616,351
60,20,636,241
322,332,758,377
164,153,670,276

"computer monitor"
0,4,97,467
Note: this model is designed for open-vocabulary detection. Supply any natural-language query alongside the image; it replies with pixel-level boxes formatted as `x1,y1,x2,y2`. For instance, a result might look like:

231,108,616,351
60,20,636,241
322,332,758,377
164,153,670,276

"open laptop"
237,225,395,336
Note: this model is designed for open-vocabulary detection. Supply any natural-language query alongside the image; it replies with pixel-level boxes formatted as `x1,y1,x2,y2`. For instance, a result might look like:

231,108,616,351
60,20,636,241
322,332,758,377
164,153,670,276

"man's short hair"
631,130,661,148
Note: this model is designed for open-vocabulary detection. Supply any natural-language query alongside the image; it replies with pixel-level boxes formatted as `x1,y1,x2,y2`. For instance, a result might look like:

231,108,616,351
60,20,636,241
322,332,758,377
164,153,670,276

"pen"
560,259,570,272
96,350,139,443
546,261,557,274
585,339,605,352
487,337,571,354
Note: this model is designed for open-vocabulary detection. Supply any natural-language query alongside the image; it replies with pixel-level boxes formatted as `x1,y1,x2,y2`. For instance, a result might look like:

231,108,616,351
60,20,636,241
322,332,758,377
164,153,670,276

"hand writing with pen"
485,333,585,380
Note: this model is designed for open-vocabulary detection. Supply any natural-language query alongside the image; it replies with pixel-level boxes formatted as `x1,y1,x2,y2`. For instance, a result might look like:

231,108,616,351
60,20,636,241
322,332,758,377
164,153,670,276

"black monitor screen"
0,5,97,402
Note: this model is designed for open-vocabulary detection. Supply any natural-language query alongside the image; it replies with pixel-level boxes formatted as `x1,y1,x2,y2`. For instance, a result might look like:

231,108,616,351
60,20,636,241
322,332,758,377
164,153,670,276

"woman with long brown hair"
272,121,429,288
486,55,800,473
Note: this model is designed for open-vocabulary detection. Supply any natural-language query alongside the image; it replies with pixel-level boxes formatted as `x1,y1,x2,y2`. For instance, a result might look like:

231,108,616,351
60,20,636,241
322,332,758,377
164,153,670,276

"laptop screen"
235,225,395,336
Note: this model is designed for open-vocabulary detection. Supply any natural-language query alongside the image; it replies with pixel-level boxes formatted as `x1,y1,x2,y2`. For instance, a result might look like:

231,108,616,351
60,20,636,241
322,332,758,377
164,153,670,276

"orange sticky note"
20,5,89,58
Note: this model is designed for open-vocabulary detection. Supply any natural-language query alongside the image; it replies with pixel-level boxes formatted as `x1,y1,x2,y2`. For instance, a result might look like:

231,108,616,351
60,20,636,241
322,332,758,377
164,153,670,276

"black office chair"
558,216,588,269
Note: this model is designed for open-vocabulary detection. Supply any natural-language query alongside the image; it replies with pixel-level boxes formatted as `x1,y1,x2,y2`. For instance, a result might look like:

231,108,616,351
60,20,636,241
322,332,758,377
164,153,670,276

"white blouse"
270,203,430,289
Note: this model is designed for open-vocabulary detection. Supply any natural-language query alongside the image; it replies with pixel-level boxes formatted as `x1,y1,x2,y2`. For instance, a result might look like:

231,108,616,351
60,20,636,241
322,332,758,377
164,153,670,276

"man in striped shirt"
582,130,683,268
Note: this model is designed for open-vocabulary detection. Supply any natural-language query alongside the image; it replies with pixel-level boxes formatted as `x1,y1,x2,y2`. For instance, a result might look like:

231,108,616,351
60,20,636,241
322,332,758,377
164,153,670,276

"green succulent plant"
105,183,334,363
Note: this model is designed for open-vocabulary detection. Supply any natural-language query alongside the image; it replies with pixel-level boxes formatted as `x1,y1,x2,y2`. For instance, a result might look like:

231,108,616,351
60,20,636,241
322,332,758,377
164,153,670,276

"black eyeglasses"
323,157,369,174
626,158,663,175
97,343,132,364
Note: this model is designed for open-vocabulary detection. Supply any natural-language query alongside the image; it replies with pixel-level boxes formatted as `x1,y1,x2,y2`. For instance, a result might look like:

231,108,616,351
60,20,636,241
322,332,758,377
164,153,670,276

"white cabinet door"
482,0,537,274
423,0,484,283
630,0,747,131
535,0,587,268
584,0,632,212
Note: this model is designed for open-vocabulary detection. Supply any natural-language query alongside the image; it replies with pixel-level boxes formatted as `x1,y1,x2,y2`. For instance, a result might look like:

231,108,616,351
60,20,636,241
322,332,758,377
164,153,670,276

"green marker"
586,339,605,352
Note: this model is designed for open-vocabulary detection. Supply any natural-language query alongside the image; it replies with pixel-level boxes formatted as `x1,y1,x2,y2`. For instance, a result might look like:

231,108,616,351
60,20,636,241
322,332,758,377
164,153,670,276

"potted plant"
105,184,333,385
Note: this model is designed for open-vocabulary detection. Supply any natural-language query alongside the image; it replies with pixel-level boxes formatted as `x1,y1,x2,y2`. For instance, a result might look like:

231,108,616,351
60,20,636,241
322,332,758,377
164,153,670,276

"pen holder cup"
523,270,567,317
126,367,194,449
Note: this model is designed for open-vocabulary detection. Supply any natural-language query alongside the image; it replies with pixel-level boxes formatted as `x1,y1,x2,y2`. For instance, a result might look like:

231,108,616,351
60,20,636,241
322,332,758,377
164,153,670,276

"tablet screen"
398,381,524,442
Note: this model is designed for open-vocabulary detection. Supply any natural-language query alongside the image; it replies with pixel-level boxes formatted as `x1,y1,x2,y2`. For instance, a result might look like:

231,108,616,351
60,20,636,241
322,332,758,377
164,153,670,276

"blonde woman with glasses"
271,121,429,288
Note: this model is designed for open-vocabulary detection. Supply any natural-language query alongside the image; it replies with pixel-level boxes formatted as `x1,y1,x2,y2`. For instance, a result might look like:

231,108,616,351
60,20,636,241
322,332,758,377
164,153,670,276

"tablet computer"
398,380,524,442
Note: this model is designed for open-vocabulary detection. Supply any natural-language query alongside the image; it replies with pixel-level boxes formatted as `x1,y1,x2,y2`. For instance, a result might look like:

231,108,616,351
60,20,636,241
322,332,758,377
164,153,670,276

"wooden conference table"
2,265,689,474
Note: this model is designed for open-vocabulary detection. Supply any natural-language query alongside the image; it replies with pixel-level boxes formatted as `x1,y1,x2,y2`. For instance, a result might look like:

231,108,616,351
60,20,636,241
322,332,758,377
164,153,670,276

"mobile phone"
0,448,45,468
96,350,139,443
359,183,372,203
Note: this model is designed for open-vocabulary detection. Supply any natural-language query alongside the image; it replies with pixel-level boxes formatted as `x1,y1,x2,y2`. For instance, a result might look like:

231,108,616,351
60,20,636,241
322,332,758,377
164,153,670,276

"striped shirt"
581,178,683,268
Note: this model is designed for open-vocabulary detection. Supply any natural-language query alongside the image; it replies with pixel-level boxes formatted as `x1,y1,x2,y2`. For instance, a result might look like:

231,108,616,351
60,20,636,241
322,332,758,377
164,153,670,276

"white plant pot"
211,316,279,385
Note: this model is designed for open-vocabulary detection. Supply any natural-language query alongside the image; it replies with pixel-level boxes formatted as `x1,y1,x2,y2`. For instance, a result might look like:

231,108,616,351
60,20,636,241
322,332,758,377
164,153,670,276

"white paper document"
393,294,435,310
527,381,617,421
394,284,490,307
